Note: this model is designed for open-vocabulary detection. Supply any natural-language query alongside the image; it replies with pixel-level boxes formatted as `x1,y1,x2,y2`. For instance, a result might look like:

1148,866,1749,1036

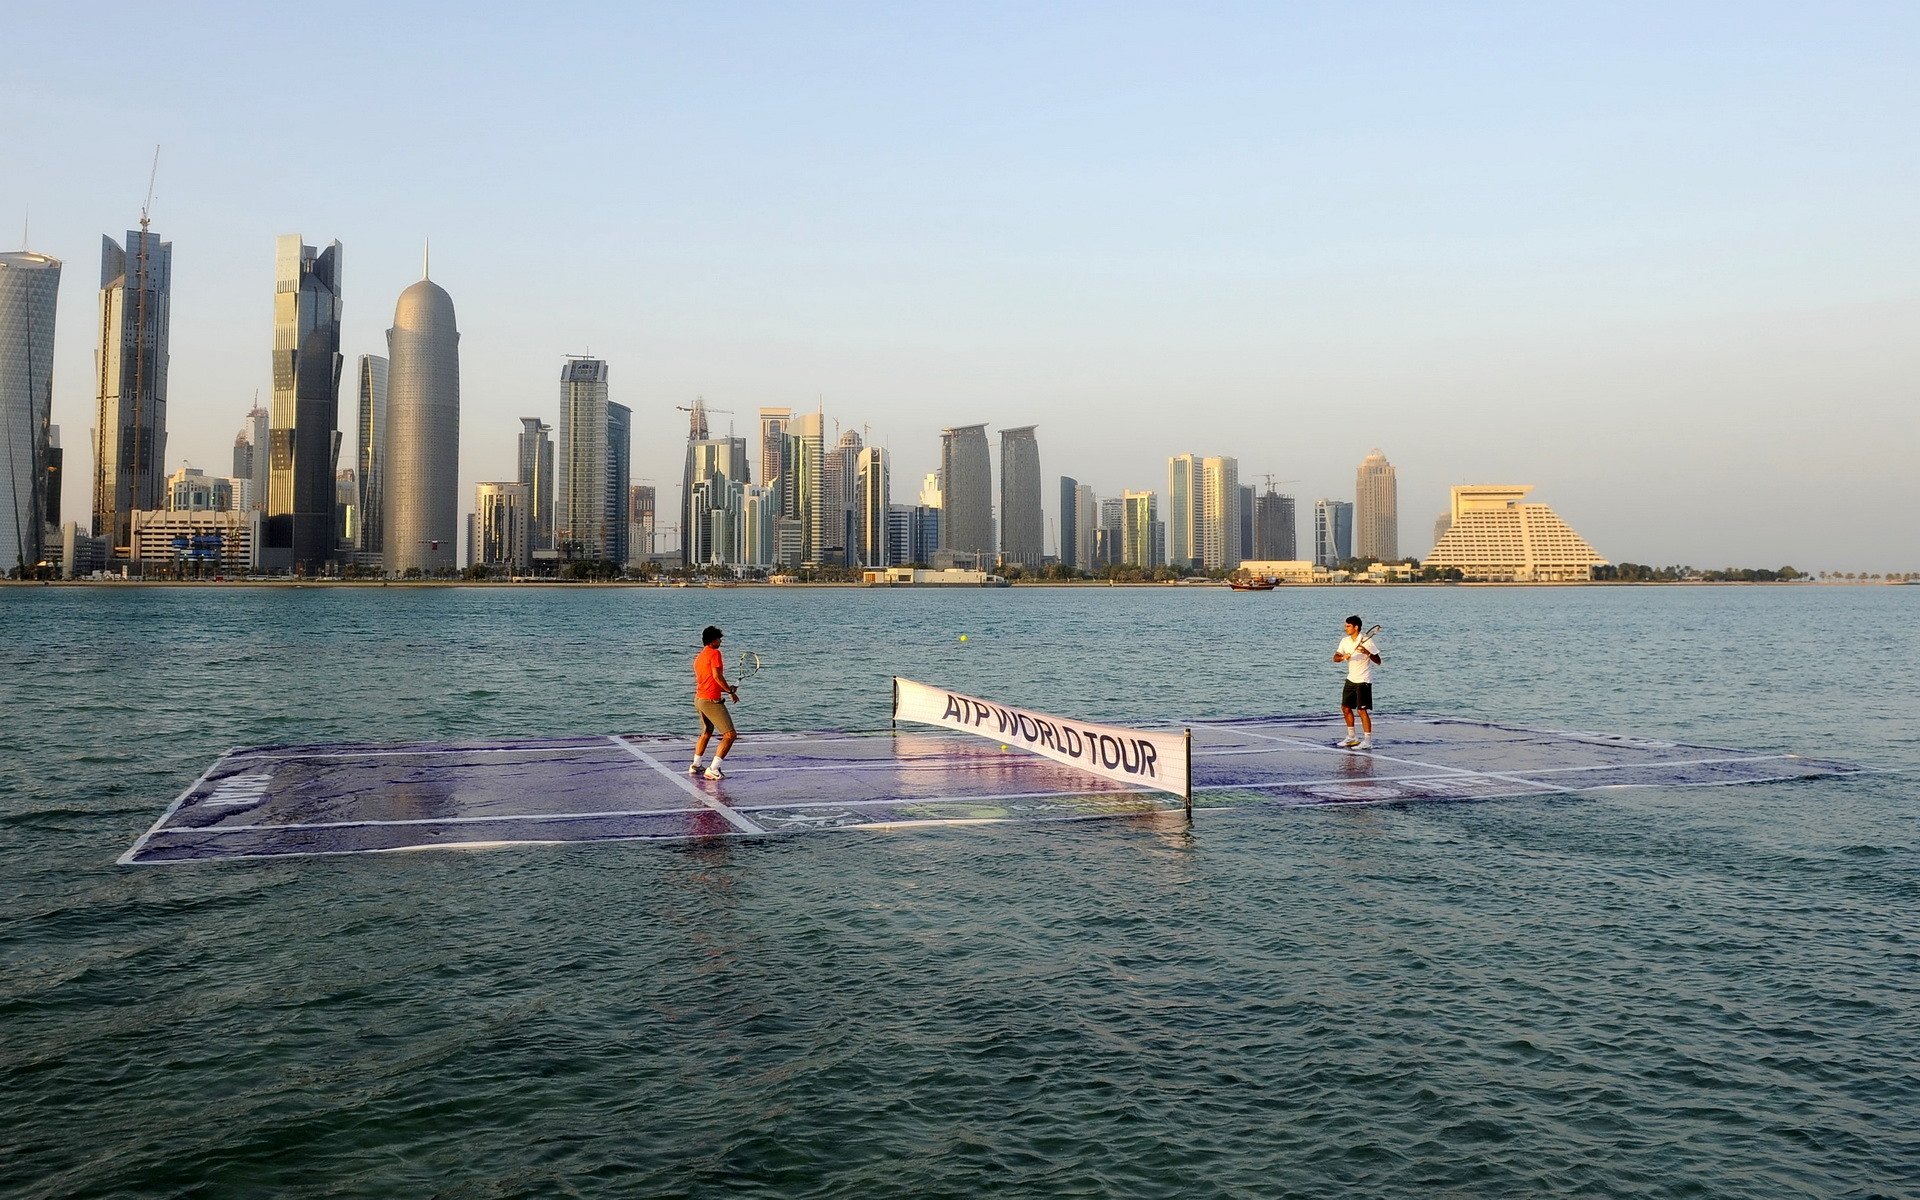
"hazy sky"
10,2,1917,569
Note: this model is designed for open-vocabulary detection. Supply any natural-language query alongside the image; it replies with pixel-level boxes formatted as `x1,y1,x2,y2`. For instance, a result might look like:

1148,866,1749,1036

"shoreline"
1,579,1905,590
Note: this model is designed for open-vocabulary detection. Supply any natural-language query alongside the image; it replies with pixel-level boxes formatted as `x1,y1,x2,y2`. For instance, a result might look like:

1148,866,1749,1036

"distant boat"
1230,578,1277,591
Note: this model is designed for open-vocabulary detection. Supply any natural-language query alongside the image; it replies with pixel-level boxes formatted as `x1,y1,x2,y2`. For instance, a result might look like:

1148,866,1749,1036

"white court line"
1227,725,1556,792
118,760,225,866
143,802,713,837
226,744,605,762
1520,754,1794,776
607,736,764,835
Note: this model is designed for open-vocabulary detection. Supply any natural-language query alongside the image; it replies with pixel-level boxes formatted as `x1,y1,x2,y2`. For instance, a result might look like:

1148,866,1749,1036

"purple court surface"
121,715,1868,864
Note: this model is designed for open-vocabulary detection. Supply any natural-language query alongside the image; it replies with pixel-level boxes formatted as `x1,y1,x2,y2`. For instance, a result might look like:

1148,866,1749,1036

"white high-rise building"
1072,483,1096,572
474,481,530,573
1314,499,1353,567
1355,448,1399,562
998,426,1042,568
1199,455,1241,570
1167,454,1200,568
556,358,609,559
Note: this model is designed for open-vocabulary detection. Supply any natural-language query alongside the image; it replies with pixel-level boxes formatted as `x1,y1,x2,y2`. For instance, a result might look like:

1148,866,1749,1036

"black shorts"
1341,681,1374,711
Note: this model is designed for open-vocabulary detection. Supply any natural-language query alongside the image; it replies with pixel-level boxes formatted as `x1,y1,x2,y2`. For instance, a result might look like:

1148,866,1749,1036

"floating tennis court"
122,714,1868,864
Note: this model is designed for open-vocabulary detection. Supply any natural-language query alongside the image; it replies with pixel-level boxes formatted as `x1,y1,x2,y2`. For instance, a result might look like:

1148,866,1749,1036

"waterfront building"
1314,499,1353,567
785,411,827,566
1432,511,1452,552
246,405,269,508
0,250,61,575
1059,476,1080,568
129,506,263,573
59,521,111,578
166,466,232,512
1096,496,1122,568
556,357,609,560
268,236,345,574
938,424,993,566
517,417,554,552
1121,490,1162,569
1166,454,1200,568
607,401,631,566
92,230,172,556
739,484,776,568
1239,484,1255,565
677,397,714,564
758,407,791,500
775,517,803,568
998,426,1042,568
1199,455,1241,570
232,432,253,487
1355,448,1399,562
1423,485,1607,582
1073,483,1095,572
383,270,460,576
821,429,862,566
1253,490,1296,561
856,445,890,568
687,470,743,569
335,469,356,549
629,484,655,563
355,355,388,559
474,481,531,573
229,478,255,513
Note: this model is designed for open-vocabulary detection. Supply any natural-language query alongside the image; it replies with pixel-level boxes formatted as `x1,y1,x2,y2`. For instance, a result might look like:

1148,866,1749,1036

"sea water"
1,584,1914,1197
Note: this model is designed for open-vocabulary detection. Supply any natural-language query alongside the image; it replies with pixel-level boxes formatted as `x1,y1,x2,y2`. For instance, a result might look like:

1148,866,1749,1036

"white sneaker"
688,761,703,775
1338,735,1361,748
703,763,726,780
1357,737,1374,750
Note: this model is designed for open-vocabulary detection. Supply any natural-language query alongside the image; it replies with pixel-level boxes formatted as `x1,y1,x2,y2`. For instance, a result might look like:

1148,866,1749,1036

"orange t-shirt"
694,645,726,701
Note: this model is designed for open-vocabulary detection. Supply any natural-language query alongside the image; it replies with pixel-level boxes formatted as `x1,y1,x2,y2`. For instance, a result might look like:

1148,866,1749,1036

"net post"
891,677,899,734
1184,728,1193,820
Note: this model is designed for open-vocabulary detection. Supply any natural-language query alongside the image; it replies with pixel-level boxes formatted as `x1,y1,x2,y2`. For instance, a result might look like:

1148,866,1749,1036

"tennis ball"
959,634,968,641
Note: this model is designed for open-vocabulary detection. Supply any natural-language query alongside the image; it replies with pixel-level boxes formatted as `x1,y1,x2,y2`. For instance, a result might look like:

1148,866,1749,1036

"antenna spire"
422,236,430,280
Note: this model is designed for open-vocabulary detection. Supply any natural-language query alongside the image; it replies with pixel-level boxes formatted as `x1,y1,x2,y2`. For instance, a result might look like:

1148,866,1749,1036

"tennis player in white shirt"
1333,615,1381,749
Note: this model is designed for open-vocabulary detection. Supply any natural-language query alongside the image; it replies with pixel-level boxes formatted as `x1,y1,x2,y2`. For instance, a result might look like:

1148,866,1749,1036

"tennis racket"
1351,625,1382,654
733,650,763,679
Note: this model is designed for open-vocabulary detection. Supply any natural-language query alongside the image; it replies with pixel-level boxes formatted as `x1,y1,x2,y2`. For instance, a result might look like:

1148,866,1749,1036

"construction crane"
1260,474,1299,493
674,397,736,440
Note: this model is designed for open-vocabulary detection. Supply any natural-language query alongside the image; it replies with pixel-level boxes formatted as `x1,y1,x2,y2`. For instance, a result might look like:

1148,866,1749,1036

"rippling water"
2,583,1915,1197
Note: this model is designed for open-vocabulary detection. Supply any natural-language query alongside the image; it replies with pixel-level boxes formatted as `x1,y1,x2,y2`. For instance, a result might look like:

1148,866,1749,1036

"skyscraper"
822,429,862,566
939,424,993,565
855,445,890,568
1424,485,1606,581
678,396,710,564
629,484,655,562
1355,448,1399,562
247,404,269,508
1121,490,1161,569
1314,499,1353,567
1073,483,1095,572
1166,454,1202,569
758,406,791,498
474,481,531,573
0,251,61,576
1199,455,1241,570
1058,476,1080,569
517,417,554,552
232,431,253,488
383,270,460,576
998,426,1042,568
556,357,609,559
1239,484,1255,562
355,354,388,559
1096,497,1122,567
92,230,172,554
607,401,631,566
1253,490,1296,560
268,235,345,574
785,411,826,566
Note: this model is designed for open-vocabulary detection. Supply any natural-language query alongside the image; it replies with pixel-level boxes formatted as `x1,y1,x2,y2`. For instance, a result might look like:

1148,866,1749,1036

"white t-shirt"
1338,633,1379,684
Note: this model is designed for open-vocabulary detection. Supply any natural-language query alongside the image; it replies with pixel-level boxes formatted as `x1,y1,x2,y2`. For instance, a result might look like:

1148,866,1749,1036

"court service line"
1228,725,1556,792
147,803,714,837
117,761,224,867
607,736,765,834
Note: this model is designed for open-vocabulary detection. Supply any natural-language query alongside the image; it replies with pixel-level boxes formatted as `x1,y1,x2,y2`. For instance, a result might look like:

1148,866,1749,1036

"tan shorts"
695,697,735,736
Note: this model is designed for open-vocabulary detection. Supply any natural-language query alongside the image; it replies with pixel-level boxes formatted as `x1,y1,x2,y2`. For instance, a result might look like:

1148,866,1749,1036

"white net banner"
893,677,1190,800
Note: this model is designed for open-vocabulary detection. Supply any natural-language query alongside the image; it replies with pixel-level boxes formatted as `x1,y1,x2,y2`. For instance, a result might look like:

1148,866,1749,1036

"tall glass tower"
355,355,388,559
606,401,631,566
0,251,62,576
1354,448,1399,561
92,230,172,553
383,272,459,576
998,426,1042,568
556,358,609,560
269,236,344,574
855,445,890,568
938,424,993,565
517,417,553,552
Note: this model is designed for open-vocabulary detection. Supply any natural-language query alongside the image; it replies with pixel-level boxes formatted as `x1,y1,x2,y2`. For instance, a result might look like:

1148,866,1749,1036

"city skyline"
9,5,1918,570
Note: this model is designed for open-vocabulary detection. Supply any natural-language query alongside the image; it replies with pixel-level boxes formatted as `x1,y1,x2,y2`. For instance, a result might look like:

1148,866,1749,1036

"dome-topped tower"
383,254,460,576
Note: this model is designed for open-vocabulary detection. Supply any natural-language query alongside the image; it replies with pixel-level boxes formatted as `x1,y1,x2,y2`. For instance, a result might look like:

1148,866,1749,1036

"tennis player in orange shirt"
690,625,740,780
